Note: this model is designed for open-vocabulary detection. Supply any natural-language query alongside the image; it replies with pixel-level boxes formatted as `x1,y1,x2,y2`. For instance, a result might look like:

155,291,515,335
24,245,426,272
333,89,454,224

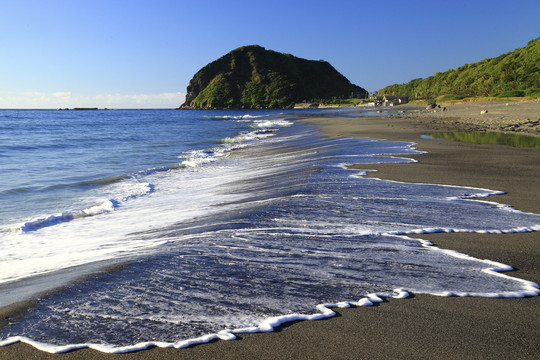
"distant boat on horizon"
58,108,110,111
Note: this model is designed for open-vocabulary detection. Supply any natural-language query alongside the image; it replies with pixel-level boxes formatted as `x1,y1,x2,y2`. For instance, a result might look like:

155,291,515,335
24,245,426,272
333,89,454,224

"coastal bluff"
179,45,367,109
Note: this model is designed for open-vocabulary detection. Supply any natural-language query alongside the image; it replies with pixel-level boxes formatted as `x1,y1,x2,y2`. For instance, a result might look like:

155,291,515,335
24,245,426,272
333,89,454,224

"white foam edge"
8,233,540,356
16,182,154,233
181,126,281,168
350,166,540,216
337,140,536,217
254,119,293,129
18,200,116,232
2,258,538,355
0,289,409,353
362,139,427,155
395,234,540,298
337,156,419,171
335,142,535,216
206,114,266,120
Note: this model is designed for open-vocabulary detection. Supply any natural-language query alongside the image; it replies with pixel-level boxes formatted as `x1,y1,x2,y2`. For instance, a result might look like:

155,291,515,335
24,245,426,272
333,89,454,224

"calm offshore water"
1,108,539,353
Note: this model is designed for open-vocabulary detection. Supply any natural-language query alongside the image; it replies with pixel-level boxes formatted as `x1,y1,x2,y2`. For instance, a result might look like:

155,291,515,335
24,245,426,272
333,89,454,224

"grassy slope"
378,37,540,100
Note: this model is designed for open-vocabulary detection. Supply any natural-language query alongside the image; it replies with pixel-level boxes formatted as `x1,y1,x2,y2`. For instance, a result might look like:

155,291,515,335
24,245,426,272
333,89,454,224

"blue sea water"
0,109,268,227
0,108,539,353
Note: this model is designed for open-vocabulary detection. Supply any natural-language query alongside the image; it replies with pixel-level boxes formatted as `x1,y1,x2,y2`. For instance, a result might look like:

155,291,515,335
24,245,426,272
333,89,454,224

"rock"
179,45,367,109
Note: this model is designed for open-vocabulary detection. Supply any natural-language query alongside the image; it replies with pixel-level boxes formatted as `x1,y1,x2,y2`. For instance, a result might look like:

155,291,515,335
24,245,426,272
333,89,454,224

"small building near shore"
374,95,409,106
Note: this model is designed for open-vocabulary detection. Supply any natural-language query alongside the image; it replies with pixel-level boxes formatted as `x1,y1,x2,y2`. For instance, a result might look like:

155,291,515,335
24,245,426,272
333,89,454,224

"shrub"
496,90,525,97
436,94,467,101
524,88,540,97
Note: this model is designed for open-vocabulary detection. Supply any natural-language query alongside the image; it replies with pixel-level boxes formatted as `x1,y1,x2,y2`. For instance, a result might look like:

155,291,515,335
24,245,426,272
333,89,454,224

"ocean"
1,108,539,353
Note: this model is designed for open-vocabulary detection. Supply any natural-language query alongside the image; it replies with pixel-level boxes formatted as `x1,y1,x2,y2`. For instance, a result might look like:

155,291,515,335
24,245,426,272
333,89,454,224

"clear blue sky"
1,0,538,108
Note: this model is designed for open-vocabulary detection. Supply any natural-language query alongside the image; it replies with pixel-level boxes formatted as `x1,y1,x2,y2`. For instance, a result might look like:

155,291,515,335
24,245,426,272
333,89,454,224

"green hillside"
180,45,367,109
378,37,540,100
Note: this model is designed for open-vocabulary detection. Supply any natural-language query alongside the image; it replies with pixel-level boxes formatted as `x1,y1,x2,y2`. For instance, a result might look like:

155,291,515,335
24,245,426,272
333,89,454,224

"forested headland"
180,45,367,109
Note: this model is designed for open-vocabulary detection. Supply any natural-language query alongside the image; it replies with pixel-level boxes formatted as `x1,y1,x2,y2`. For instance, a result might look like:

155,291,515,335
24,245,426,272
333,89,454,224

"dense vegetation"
180,45,367,109
378,37,540,100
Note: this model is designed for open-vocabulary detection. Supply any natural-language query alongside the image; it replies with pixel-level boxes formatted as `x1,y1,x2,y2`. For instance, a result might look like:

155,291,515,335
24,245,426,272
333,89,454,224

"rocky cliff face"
180,45,367,109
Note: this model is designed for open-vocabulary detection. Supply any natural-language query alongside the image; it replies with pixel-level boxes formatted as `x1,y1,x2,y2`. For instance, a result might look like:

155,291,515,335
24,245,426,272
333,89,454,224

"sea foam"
18,181,154,233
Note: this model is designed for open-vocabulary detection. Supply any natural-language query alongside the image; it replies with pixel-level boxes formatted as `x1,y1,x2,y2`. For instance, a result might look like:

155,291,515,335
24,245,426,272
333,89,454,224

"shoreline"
1,100,539,358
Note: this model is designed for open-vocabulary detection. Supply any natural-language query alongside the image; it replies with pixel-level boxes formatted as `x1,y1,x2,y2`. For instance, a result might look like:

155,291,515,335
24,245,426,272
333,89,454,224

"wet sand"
1,100,539,359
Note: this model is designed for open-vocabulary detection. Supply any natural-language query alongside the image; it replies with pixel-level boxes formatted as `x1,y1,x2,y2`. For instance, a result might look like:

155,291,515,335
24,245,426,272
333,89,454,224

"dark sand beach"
1,100,539,359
